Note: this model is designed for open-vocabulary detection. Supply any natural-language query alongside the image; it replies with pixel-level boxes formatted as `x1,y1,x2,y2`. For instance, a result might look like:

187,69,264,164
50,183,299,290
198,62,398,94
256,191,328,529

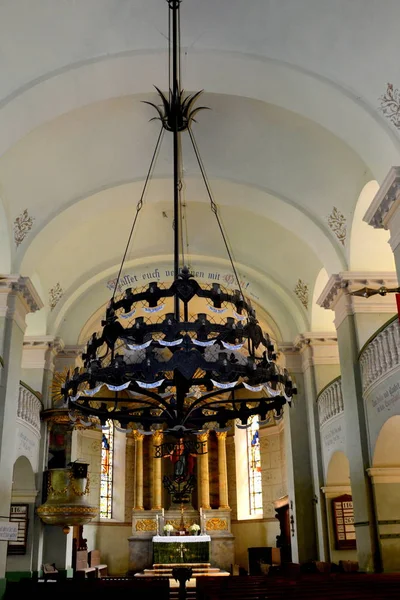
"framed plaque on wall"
332,494,356,550
7,504,29,555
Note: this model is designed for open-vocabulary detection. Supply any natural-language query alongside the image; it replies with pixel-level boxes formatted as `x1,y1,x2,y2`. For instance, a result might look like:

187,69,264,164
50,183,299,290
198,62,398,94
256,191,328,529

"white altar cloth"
152,535,211,543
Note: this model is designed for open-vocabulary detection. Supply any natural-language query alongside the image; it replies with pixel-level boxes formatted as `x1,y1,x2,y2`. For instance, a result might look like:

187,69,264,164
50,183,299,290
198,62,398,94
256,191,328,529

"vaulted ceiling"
1,0,399,343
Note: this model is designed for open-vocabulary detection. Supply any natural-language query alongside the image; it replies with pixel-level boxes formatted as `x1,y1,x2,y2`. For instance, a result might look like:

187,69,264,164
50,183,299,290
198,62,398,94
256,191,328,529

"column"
198,432,210,509
318,272,397,571
293,334,340,561
152,430,163,510
21,336,64,409
0,276,43,592
280,349,318,563
216,432,229,509
133,431,144,510
364,166,400,280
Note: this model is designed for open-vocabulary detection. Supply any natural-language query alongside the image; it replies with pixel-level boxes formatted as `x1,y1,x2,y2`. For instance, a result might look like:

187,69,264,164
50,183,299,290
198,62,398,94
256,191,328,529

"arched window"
248,415,263,515
100,420,114,519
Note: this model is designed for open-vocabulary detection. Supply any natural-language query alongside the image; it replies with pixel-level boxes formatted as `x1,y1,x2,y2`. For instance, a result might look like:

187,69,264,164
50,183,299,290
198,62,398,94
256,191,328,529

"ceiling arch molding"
0,197,11,273
17,176,345,277
0,50,397,182
50,254,308,344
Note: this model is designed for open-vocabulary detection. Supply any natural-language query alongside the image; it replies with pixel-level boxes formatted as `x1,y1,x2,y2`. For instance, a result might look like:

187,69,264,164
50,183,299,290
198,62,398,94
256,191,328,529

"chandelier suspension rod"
170,0,182,320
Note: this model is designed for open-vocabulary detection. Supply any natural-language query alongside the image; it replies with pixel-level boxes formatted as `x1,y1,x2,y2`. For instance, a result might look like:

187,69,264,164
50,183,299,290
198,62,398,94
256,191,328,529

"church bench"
74,549,96,579
196,573,400,600
88,549,108,578
4,576,170,600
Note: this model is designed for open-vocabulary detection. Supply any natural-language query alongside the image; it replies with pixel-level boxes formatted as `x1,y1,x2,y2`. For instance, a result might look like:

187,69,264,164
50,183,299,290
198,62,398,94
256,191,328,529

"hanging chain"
112,125,165,301
187,127,246,303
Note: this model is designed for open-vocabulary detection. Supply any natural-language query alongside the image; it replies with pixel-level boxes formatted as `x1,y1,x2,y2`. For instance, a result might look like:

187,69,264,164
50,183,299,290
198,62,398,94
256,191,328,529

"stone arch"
311,267,335,332
372,415,400,467
12,454,36,491
6,456,37,575
349,180,395,271
326,450,351,487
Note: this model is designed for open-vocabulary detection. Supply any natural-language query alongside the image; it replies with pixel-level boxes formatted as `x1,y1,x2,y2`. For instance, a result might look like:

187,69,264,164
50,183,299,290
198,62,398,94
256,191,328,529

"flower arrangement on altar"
163,523,174,535
188,523,200,535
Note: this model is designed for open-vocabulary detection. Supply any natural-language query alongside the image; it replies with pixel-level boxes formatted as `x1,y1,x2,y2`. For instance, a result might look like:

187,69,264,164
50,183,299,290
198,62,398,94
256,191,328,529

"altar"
152,535,211,564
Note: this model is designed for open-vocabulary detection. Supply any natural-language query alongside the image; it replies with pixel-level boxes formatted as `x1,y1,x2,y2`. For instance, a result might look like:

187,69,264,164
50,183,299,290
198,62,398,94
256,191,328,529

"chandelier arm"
111,124,165,301
70,389,176,419
187,127,245,304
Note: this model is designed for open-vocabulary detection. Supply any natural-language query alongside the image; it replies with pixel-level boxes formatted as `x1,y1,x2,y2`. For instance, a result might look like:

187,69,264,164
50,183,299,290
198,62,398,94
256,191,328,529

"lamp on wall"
62,0,297,438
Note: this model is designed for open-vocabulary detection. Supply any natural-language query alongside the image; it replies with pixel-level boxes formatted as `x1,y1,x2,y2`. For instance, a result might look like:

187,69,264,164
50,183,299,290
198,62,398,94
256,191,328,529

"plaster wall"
320,414,346,480
71,429,101,513
355,312,396,352
83,523,131,575
364,368,400,458
231,520,280,573
315,365,341,396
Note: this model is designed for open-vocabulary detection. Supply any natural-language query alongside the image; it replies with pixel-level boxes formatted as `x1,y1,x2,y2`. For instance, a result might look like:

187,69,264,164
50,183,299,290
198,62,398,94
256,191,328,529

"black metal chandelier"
62,0,297,437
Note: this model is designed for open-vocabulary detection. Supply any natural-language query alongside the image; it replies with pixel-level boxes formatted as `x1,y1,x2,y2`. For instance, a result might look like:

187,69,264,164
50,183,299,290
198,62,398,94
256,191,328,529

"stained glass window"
248,415,263,516
100,420,114,519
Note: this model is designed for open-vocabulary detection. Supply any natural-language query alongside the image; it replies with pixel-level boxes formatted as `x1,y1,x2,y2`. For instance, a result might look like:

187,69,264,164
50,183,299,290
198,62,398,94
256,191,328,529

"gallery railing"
316,376,343,428
359,315,400,393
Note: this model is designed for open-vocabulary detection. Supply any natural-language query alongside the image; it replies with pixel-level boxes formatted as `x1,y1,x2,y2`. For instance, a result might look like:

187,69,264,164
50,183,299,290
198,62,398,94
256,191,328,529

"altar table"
152,535,211,564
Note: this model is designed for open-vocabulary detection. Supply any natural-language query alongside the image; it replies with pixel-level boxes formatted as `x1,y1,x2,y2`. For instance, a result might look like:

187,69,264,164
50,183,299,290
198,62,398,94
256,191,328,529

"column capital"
132,430,145,442
277,343,303,373
317,272,397,328
292,332,339,370
22,335,64,371
363,167,400,237
197,431,209,443
54,344,85,370
216,431,227,441
152,430,164,445
0,275,43,331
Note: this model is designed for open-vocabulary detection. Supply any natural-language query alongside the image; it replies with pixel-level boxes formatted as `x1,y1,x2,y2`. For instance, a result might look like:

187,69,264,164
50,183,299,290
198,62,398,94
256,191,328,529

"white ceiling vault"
1,0,399,343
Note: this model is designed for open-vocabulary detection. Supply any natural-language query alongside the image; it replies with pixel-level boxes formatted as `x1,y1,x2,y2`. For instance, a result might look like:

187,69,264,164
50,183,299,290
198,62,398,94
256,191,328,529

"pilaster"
22,336,64,408
132,431,144,510
292,333,340,562
316,272,396,571
279,348,317,563
198,432,210,510
216,432,229,510
0,275,43,581
152,430,163,510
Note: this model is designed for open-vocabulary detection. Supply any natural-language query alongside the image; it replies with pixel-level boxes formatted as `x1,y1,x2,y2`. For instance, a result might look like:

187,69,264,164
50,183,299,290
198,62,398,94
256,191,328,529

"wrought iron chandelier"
62,0,297,437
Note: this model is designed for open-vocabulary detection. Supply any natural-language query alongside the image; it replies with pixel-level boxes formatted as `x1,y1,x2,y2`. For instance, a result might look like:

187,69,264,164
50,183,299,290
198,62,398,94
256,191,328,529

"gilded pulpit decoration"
136,519,157,532
14,209,34,247
379,83,400,129
206,518,227,531
293,279,309,309
49,282,63,310
51,368,71,406
327,207,346,246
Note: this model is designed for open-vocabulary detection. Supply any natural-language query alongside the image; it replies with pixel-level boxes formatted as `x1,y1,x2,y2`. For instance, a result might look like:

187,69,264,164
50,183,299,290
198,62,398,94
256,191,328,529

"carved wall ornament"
14,209,35,247
379,83,400,130
327,207,346,246
49,282,63,311
294,279,309,309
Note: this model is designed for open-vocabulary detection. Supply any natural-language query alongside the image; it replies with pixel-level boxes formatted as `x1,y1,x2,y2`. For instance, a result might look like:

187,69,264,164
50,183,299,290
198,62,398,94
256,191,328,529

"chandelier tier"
62,0,297,437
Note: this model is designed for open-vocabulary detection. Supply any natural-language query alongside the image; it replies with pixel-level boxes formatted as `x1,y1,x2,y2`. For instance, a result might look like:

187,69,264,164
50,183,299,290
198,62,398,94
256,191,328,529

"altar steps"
135,562,231,579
